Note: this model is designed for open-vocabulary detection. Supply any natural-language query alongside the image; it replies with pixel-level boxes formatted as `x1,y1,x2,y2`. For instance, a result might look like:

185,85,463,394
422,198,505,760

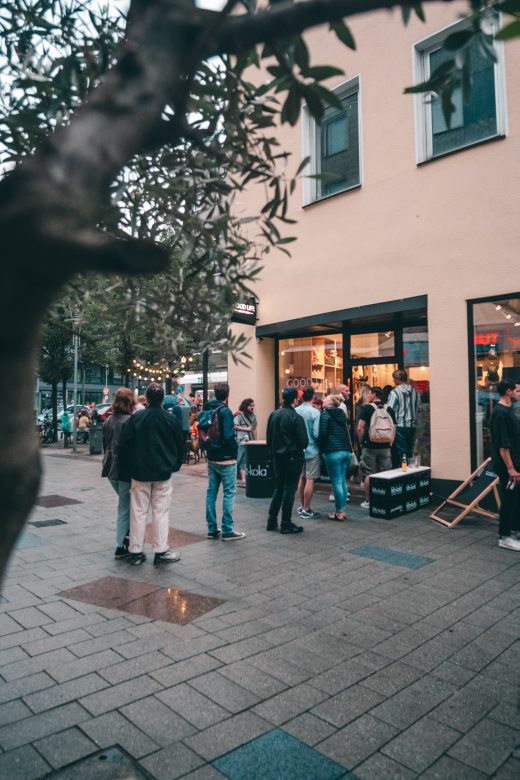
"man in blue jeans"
204,383,245,541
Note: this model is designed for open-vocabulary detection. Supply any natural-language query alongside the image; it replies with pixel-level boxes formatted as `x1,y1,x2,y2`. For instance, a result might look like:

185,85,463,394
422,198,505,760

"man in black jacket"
266,387,309,534
119,383,185,565
204,383,245,541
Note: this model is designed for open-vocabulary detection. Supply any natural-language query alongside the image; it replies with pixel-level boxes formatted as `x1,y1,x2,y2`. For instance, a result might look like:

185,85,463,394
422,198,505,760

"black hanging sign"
231,300,257,326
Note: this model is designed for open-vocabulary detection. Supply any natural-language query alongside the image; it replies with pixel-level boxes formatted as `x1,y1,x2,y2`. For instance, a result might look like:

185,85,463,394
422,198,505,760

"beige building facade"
228,4,520,494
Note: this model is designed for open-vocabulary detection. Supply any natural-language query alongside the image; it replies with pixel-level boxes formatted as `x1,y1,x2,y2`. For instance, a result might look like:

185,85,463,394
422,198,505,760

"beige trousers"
129,477,173,554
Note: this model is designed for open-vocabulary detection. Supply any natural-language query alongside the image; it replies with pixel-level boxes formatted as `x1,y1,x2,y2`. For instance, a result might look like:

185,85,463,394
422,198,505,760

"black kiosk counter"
368,467,431,519
244,440,275,499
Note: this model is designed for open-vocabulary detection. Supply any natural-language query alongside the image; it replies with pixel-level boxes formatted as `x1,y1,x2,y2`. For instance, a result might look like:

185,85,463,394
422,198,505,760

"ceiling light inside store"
495,304,502,310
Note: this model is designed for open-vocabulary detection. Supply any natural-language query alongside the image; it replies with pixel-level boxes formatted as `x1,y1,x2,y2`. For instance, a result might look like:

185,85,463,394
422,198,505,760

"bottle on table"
401,454,407,472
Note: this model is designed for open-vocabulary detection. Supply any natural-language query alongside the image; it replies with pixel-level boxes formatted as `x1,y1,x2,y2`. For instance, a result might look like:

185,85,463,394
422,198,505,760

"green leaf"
401,7,411,25
495,19,520,40
443,29,475,51
281,86,302,125
330,21,356,50
497,0,520,14
305,66,344,80
293,37,309,72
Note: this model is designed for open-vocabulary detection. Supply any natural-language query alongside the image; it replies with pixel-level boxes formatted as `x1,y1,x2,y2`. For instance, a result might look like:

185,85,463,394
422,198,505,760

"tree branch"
212,0,457,56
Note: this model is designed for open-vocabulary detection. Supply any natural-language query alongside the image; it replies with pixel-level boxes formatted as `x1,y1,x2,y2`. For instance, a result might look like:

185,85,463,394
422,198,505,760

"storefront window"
279,335,343,399
351,332,394,360
403,325,430,466
472,297,520,465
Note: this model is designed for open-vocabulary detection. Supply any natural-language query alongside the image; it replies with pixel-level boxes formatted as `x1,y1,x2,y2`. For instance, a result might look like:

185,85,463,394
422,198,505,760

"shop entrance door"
350,363,398,417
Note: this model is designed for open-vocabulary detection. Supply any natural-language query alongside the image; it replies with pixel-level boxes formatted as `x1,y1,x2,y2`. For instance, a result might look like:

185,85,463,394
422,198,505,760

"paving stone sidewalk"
1,449,519,779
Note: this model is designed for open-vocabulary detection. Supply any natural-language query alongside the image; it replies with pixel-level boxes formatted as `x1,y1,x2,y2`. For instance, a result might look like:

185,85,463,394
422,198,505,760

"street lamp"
71,313,81,453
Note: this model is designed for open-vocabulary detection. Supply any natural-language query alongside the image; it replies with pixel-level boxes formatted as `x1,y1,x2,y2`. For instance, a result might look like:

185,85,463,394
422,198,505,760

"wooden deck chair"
431,458,500,528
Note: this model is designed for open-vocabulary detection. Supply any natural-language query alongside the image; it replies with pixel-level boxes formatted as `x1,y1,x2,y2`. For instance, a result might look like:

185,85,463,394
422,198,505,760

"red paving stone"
59,577,224,625
35,494,83,508
144,526,205,547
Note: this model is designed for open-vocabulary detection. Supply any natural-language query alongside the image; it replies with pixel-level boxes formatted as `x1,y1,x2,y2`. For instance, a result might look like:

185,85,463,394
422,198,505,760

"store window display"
472,297,520,465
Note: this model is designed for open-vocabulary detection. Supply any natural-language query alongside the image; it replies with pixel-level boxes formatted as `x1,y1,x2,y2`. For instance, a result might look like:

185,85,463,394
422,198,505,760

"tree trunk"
51,382,58,443
0,345,43,586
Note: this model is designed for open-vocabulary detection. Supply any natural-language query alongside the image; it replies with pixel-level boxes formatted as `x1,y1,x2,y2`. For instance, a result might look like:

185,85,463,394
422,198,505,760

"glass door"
350,363,398,419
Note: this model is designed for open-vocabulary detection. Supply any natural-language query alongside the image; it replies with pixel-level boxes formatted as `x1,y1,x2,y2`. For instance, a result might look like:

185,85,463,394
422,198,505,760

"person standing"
357,386,396,509
319,395,351,522
60,410,72,448
77,410,90,443
296,387,321,519
234,398,257,486
204,383,245,541
266,388,308,534
101,388,134,558
490,379,520,552
119,382,185,565
173,386,191,457
387,370,421,464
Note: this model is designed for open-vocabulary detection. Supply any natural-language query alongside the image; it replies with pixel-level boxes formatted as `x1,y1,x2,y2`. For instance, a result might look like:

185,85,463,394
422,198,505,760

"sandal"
328,512,346,522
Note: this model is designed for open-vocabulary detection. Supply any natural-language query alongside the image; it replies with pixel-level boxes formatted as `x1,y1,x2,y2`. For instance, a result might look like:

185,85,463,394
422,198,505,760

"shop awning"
256,295,427,338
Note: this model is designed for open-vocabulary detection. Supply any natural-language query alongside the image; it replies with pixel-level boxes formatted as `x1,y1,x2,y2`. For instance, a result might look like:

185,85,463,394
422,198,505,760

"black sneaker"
114,546,129,559
266,520,279,531
153,549,181,565
128,552,146,565
222,531,246,541
207,530,222,540
281,523,304,534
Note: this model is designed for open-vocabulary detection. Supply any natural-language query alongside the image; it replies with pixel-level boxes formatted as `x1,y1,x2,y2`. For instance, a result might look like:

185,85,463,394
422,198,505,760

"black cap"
282,387,298,404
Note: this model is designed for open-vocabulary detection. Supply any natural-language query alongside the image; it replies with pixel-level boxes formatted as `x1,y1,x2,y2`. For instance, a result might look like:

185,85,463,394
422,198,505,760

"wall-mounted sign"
231,300,257,326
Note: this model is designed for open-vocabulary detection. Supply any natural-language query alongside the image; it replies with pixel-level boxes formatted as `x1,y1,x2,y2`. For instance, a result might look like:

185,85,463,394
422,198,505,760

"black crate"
369,501,406,519
369,468,431,519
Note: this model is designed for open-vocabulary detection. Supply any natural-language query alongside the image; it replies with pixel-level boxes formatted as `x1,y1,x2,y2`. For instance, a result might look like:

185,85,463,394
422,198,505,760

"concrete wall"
229,4,520,481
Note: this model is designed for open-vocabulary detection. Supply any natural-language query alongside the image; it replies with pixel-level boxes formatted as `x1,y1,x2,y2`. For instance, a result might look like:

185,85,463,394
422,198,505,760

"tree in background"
38,316,74,441
0,0,518,579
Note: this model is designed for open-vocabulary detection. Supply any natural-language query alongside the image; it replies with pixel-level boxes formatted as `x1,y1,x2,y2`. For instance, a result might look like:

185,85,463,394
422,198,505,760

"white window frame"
413,15,507,164
302,76,362,206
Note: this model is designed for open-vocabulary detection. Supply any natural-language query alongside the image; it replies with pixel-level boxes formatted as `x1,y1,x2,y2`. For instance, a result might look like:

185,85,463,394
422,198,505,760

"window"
302,78,361,204
414,17,506,162
470,296,520,467
278,335,343,399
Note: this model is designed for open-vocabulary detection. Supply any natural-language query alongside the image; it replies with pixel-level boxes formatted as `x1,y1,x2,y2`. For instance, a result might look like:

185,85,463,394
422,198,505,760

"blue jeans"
109,479,131,547
206,462,237,535
324,451,351,512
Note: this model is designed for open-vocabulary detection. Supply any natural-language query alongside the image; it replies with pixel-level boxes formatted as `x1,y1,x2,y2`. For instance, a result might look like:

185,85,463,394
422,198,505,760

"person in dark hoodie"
119,382,185,566
204,382,245,541
387,370,421,465
101,387,135,559
319,395,352,522
266,387,309,534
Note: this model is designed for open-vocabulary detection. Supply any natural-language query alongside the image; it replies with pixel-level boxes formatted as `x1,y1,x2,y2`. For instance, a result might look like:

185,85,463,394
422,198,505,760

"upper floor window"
302,77,361,205
413,18,506,163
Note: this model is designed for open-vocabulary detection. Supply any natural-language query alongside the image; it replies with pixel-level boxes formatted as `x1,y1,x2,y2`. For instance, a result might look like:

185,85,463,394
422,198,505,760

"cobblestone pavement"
1,448,519,779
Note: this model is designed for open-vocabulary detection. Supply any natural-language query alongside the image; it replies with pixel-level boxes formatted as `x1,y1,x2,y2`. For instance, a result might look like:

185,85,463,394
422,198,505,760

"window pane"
429,37,497,158
350,332,394,360
318,91,359,198
472,298,520,465
278,335,343,399
403,326,430,467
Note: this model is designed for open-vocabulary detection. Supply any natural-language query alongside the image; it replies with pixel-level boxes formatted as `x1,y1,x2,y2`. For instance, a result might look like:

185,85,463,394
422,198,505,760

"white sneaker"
360,500,370,509
498,536,520,551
